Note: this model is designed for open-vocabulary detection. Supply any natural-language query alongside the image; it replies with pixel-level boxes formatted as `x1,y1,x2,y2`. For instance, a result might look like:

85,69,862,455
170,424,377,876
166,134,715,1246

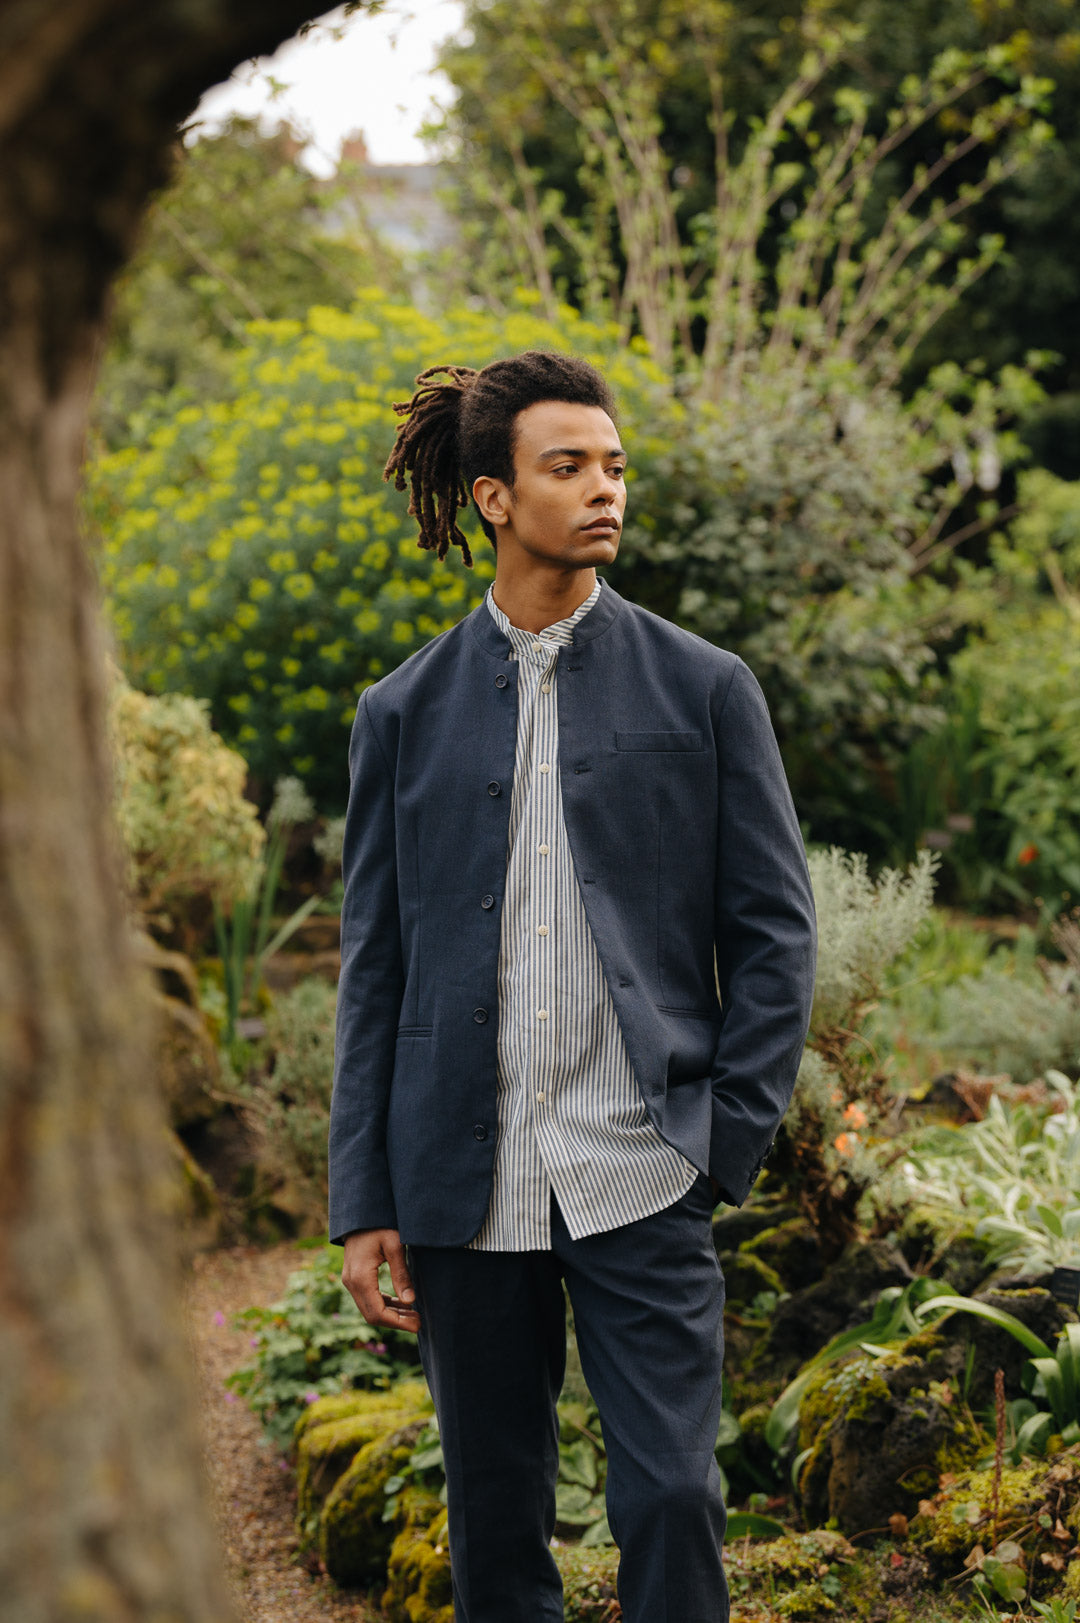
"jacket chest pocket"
615,730,703,752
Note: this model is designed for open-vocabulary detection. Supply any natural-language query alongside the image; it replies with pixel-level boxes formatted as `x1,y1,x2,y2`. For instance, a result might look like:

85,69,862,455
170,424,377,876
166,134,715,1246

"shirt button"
536,1091,545,1102
494,673,508,688
537,1008,548,1020
541,682,552,693
537,925,548,936
539,762,550,774
532,643,543,654
473,1124,488,1141
487,780,501,796
472,1007,488,1023
481,894,495,909
539,844,549,855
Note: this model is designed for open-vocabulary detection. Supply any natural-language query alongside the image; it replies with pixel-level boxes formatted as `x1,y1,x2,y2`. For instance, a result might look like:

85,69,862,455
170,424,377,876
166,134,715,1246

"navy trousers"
407,1170,729,1623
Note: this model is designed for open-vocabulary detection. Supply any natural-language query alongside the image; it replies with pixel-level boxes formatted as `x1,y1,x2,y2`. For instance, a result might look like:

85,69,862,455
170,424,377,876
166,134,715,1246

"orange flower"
843,1103,869,1129
1017,843,1039,866
834,1132,857,1157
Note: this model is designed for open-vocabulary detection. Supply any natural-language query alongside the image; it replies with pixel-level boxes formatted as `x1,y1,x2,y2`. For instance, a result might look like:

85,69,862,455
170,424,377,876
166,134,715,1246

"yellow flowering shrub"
90,291,665,806
109,668,264,928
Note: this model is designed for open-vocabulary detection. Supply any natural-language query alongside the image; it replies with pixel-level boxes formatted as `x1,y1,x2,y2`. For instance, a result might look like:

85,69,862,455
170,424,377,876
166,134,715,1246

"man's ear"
473,475,511,529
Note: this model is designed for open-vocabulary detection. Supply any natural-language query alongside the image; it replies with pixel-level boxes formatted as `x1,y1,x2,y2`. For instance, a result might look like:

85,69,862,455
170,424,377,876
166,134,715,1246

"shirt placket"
528,636,559,1124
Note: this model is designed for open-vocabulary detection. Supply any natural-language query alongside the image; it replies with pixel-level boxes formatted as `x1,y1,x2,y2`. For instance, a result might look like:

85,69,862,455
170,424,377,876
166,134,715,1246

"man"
329,350,817,1622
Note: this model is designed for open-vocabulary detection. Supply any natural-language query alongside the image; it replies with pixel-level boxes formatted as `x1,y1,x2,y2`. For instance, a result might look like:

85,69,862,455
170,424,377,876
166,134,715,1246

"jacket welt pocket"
395,1025,433,1036
615,730,703,752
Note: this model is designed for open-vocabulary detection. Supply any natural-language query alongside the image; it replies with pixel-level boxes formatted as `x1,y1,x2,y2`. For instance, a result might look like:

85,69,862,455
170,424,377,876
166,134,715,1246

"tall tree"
435,0,1080,469
0,5,364,1619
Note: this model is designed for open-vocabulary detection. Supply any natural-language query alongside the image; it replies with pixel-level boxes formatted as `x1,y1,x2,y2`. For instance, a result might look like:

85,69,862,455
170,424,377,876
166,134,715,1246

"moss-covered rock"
895,1204,993,1296
726,1529,857,1618
796,1339,983,1534
748,1239,913,1381
294,1381,430,1452
741,1217,823,1291
556,1542,622,1621
295,1384,432,1536
319,1418,429,1587
909,1444,1080,1598
719,1249,786,1308
382,1498,451,1623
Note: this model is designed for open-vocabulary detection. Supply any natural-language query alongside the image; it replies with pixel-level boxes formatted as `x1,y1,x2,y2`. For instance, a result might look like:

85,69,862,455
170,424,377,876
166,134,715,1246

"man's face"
474,400,627,567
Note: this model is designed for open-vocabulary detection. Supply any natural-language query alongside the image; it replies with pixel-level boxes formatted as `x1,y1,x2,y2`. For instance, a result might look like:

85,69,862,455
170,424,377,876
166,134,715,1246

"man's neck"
490,569,598,634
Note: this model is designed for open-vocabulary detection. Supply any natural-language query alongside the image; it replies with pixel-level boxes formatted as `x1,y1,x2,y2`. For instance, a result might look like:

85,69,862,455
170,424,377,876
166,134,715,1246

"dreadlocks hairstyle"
382,350,617,567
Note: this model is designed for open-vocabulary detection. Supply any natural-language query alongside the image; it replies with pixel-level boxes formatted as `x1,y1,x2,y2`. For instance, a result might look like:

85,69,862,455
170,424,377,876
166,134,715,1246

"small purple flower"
250,1336,259,1347
212,1310,226,1327
373,1343,388,1356
224,1392,237,1404
304,1390,320,1405
279,1458,290,1471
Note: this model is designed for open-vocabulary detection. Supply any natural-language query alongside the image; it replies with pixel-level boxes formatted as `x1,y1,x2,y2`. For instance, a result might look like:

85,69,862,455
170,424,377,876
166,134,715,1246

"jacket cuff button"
472,1007,488,1023
494,673,508,688
473,1124,488,1141
481,894,495,909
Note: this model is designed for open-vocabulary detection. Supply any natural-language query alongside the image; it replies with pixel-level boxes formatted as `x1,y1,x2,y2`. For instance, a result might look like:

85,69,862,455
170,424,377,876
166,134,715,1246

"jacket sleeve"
327,690,405,1242
707,658,817,1204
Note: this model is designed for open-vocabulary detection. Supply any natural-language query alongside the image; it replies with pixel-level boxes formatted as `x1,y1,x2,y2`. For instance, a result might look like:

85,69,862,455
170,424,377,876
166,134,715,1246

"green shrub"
239,977,337,1225
108,667,264,933
770,848,937,1250
608,373,947,835
90,292,664,805
901,1070,1080,1274
224,1244,421,1452
932,960,1080,1083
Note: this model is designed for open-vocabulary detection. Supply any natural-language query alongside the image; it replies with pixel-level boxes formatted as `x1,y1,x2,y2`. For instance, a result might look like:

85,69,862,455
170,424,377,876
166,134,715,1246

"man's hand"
342,1228,421,1334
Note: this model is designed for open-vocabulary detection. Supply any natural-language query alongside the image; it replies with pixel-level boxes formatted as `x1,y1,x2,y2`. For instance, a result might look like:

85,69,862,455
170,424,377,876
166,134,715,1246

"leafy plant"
233,975,338,1228
224,1244,421,1452
765,1276,1052,1458
213,775,322,1042
901,1070,1080,1274
108,667,264,942
769,847,937,1253
90,293,663,805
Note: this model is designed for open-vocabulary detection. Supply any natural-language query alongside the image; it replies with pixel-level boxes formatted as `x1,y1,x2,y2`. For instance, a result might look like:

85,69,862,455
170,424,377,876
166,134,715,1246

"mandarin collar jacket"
328,580,817,1248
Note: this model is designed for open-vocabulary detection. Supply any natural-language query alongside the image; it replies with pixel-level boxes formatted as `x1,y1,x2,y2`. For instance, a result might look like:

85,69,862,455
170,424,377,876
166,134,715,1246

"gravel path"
182,1242,382,1623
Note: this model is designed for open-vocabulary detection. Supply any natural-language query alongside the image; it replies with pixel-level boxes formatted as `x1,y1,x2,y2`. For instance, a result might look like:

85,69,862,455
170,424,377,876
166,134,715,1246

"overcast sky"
193,2,465,174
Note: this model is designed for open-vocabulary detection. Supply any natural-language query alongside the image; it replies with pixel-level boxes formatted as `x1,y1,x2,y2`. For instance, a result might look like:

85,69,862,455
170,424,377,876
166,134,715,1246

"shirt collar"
484,577,603,661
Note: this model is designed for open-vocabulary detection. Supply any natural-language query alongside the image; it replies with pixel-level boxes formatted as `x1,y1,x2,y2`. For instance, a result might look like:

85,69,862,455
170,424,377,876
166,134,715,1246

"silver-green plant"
901,1069,1080,1274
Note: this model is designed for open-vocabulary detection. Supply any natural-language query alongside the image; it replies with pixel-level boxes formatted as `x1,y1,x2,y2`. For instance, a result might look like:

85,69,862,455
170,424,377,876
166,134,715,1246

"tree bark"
0,5,328,1618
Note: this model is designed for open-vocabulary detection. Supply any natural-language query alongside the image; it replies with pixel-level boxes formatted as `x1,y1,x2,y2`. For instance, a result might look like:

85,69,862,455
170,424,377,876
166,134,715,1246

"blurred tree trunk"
0,4,330,1619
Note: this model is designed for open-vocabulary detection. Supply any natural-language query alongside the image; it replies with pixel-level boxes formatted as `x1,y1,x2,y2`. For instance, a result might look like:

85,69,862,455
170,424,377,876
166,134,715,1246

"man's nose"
588,468,622,504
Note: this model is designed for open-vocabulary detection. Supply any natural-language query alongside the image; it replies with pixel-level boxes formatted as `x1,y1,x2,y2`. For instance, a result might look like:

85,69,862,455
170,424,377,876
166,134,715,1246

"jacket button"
473,1124,488,1141
481,894,495,909
473,1007,488,1023
487,780,501,797
494,674,508,688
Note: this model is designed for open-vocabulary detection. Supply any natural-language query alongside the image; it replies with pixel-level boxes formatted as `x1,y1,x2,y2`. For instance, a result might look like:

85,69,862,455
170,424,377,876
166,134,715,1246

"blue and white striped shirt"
467,577,698,1251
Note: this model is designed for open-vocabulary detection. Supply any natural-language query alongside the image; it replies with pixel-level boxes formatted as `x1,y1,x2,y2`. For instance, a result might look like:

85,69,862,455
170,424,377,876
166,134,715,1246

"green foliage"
434,0,1052,398
90,292,664,806
901,1071,1080,1274
97,117,399,446
213,776,321,1042
931,958,1080,1082
108,665,264,933
235,975,338,1222
891,468,1080,910
771,848,937,1246
607,374,951,824
224,1244,421,1452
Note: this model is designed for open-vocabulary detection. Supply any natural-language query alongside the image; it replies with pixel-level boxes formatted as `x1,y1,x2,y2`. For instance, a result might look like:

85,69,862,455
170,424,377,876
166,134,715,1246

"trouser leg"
553,1171,729,1623
407,1243,567,1623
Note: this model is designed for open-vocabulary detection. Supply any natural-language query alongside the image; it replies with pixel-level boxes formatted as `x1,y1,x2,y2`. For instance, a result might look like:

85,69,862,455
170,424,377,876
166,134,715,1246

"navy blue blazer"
328,581,816,1247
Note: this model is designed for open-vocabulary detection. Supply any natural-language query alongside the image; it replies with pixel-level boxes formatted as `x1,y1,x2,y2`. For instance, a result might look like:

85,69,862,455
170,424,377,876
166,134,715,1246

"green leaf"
913,1294,1052,1357
726,1512,789,1540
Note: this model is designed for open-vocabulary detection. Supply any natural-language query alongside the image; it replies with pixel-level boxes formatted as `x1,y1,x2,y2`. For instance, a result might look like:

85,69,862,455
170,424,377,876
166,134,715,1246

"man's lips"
581,517,620,533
